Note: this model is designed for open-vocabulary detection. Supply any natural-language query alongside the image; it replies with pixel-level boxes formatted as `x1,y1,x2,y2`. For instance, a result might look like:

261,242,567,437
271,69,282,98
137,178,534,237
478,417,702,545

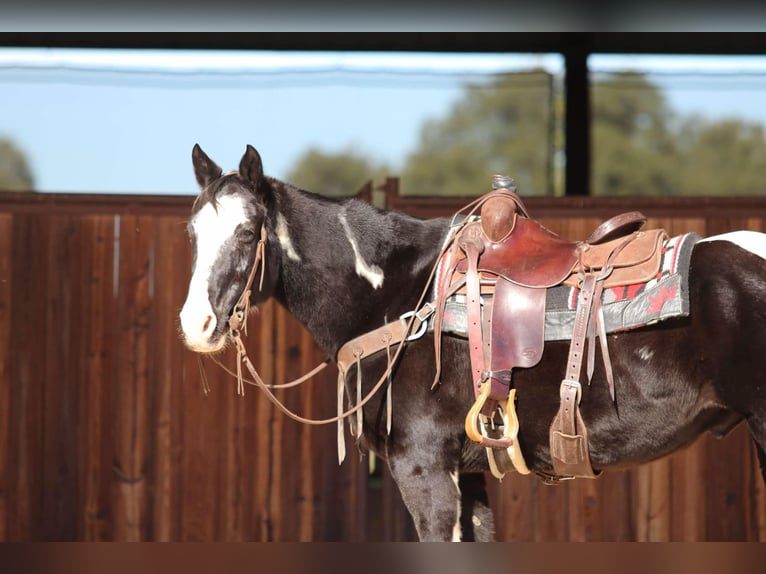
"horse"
179,143,766,542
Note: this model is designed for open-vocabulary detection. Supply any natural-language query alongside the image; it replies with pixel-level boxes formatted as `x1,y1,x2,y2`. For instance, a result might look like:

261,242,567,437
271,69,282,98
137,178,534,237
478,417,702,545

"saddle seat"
455,190,660,289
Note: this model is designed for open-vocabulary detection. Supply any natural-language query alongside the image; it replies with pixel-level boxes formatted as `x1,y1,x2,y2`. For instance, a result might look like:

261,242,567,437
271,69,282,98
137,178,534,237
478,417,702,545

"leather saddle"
437,177,667,482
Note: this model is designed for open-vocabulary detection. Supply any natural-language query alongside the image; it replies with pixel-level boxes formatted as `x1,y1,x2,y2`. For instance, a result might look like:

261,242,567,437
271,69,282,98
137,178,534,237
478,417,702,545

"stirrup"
465,382,513,449
465,387,531,478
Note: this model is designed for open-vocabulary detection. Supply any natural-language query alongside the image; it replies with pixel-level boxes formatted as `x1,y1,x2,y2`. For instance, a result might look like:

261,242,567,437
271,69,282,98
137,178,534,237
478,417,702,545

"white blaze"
180,194,249,352
276,213,301,262
338,211,384,289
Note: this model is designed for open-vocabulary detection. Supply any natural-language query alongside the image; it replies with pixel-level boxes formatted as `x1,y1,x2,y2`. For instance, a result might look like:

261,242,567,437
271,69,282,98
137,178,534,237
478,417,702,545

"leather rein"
210,215,458,430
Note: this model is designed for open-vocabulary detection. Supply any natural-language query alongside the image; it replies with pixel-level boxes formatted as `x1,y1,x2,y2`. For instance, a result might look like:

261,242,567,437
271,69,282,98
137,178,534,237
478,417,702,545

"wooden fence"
0,186,765,541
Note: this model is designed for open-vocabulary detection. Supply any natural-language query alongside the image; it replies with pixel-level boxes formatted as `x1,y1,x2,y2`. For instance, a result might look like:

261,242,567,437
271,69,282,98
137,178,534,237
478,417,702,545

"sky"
0,49,561,195
3,49,766,195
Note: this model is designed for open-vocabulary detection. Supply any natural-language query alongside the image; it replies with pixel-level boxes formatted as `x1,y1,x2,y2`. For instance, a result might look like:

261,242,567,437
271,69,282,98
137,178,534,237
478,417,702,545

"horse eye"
238,228,256,243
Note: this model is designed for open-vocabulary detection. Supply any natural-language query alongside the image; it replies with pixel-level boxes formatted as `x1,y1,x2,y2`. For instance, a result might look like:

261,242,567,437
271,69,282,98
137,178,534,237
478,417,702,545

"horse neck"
268,185,449,355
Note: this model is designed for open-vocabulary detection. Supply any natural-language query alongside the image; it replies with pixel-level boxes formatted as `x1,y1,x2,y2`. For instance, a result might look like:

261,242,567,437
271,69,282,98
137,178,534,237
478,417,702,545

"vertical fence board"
112,215,154,541
78,215,115,541
253,300,276,540
533,478,568,541
151,216,189,541
42,215,82,540
598,470,634,541
705,425,749,540
8,213,48,540
0,214,11,541
495,471,534,541
670,441,707,541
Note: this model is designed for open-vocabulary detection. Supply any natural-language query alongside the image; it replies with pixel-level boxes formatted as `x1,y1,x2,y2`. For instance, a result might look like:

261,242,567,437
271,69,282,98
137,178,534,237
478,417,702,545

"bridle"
210,218,421,428
201,195,494,462
227,223,267,339
206,211,467,414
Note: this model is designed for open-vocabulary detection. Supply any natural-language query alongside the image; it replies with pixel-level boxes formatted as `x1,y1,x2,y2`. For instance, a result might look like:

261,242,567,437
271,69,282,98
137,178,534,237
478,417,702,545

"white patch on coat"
450,470,462,542
179,194,248,351
276,213,301,262
636,346,654,362
699,230,766,260
338,211,384,289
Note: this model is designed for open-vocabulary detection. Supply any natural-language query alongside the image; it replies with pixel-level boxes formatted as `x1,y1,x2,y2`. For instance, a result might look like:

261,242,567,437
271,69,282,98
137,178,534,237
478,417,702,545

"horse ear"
239,144,264,188
192,144,223,188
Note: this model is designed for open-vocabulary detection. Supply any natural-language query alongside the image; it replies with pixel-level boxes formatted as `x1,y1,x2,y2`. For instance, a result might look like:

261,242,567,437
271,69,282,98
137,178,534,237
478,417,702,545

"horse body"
180,144,766,541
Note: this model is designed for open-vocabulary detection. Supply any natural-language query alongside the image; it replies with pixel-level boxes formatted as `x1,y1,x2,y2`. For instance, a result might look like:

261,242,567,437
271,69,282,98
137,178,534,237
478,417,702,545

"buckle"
401,302,435,341
561,379,582,404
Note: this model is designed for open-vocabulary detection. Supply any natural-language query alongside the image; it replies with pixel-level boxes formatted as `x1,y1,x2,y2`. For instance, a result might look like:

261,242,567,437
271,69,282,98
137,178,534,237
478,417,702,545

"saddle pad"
437,233,700,341
544,232,700,340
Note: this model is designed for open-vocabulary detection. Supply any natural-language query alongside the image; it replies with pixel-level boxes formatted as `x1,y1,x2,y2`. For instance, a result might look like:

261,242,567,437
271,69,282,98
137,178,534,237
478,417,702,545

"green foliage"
0,138,34,191
400,72,556,197
674,117,766,196
591,72,681,196
289,69,766,198
285,146,391,197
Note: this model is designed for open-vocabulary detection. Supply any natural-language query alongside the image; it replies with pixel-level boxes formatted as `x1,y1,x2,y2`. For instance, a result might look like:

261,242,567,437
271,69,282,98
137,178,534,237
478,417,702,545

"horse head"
179,144,279,353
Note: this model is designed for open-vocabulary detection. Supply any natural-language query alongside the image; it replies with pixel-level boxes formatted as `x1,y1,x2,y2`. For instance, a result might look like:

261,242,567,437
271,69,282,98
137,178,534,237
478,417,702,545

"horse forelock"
191,172,261,215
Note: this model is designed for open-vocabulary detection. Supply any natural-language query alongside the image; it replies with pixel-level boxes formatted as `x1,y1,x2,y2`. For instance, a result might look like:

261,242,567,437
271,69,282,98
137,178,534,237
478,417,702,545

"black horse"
179,144,766,541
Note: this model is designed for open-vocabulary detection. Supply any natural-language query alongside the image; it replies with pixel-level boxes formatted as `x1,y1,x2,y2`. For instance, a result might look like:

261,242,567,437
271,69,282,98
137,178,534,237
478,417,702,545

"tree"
400,71,557,197
590,72,682,196
288,70,766,200
286,146,390,197
674,117,766,196
0,138,34,191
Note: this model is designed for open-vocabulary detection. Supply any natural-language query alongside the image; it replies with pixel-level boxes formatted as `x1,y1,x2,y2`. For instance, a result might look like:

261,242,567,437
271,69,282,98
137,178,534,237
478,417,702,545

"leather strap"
335,302,435,376
458,224,487,396
549,381,596,478
548,234,639,478
549,273,600,479
585,211,646,244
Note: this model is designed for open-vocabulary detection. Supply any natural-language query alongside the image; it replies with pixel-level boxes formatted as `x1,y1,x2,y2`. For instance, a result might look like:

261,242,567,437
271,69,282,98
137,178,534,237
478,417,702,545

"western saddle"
434,176,666,481
336,175,666,482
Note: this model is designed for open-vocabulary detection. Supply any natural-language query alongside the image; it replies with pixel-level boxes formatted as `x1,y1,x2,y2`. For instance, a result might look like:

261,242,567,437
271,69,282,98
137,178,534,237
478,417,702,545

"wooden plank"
0,214,12,541
533,477,568,541
150,215,189,541
77,215,115,541
566,475,601,541
748,440,766,541
7,212,48,540
252,299,276,540
670,441,707,541
274,321,322,541
111,214,153,541
597,470,634,541
495,471,534,541
705,426,749,540
634,458,671,541
269,304,290,540
218,357,247,541
41,214,82,540
297,327,318,541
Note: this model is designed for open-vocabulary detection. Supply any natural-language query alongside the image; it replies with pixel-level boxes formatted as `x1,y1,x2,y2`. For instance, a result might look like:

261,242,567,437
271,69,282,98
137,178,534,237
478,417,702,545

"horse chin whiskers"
184,333,229,355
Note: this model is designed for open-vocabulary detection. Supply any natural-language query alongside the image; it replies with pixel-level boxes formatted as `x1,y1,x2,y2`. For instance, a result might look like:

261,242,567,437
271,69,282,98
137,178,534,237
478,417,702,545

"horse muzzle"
179,300,228,353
